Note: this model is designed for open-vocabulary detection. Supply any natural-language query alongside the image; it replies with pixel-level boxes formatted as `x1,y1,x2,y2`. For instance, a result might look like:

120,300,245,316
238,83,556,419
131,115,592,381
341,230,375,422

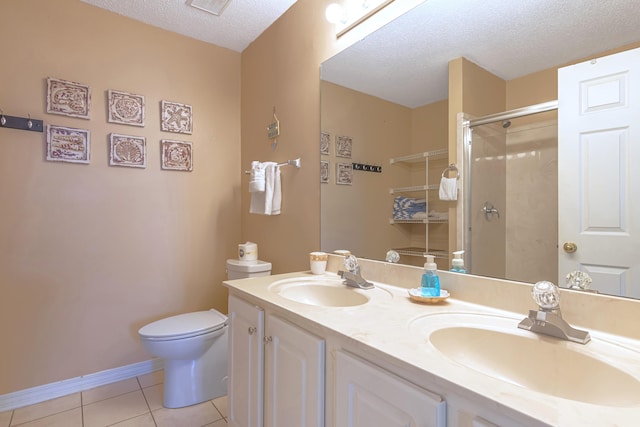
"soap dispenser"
421,255,440,297
450,250,467,273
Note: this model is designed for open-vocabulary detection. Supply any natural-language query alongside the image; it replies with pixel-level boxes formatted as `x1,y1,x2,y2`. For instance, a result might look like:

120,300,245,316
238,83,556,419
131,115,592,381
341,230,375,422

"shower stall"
460,101,559,283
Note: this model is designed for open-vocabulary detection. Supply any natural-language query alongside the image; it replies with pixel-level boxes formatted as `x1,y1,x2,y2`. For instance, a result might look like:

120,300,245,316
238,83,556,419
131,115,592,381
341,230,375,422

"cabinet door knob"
248,326,257,335
264,336,272,344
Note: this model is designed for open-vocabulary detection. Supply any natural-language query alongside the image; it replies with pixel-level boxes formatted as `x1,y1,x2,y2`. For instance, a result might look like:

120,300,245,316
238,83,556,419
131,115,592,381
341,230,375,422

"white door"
558,47,640,297
334,350,446,427
264,314,325,427
228,295,264,427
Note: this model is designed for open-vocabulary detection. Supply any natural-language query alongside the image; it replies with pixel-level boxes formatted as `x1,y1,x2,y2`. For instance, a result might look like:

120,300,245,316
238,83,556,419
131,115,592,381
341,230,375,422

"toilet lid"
139,310,228,340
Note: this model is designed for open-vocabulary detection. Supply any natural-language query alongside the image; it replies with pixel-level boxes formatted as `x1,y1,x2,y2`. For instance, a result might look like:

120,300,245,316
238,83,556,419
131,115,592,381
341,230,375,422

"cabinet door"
335,350,446,427
264,314,325,427
228,295,264,427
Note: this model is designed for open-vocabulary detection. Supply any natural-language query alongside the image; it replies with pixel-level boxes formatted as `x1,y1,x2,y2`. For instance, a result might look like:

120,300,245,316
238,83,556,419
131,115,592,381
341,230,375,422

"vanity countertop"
223,261,640,427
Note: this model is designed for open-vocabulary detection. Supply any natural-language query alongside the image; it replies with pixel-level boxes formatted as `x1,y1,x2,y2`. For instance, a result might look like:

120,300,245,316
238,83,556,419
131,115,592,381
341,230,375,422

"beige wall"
0,0,241,395
320,81,413,261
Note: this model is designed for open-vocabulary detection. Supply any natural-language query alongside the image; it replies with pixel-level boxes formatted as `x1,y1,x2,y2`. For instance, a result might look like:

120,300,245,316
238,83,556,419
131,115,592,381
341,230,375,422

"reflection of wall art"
161,139,193,171
336,162,353,185
161,100,193,134
109,133,146,168
46,125,90,164
46,77,91,119
108,90,145,126
335,135,352,158
320,132,330,155
321,160,329,183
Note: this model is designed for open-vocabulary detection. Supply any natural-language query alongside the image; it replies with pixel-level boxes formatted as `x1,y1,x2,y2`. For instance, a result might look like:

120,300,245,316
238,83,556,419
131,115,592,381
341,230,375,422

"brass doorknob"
563,242,577,253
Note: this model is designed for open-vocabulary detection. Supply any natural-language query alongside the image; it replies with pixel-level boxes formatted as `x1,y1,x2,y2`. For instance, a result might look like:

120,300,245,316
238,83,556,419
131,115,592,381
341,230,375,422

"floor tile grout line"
136,376,158,427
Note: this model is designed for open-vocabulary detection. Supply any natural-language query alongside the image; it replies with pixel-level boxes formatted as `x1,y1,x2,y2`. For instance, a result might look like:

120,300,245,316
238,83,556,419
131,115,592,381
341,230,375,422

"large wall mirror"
320,0,640,298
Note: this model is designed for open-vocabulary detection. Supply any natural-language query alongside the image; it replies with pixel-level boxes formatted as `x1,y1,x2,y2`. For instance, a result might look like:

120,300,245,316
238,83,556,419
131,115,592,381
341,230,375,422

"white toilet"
138,259,271,409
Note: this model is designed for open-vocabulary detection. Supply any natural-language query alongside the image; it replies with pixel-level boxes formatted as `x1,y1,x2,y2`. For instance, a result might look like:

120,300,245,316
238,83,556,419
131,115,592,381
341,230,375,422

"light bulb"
325,3,344,24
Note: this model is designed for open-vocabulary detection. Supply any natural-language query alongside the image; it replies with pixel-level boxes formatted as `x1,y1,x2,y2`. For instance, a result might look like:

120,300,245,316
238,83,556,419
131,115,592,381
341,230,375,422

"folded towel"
428,210,449,220
394,196,426,210
439,177,458,201
250,162,281,215
249,161,266,193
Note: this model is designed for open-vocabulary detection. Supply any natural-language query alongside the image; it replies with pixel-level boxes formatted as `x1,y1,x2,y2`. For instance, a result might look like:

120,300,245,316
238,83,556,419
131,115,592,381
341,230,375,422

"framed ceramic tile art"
160,100,193,134
46,125,90,164
109,133,146,168
320,132,330,155
46,77,91,119
161,139,193,171
108,90,145,127
321,160,329,183
335,135,352,158
336,162,353,185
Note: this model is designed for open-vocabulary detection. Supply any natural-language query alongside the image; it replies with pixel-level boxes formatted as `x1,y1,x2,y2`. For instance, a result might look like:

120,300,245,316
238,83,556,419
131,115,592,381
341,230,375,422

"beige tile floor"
0,371,228,427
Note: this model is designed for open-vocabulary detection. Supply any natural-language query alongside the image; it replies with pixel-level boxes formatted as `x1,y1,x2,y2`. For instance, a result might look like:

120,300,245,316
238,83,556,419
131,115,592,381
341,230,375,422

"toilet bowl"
138,309,228,408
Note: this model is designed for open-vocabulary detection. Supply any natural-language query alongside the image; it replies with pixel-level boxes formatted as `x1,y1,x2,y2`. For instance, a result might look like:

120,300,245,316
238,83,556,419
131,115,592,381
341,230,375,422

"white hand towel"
250,162,281,215
249,161,266,193
439,177,458,201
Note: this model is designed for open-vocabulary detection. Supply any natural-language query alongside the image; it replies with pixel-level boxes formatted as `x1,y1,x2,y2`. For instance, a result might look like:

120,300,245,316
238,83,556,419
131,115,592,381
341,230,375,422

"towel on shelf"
250,162,281,215
393,196,427,220
428,210,449,220
439,177,458,201
249,161,266,193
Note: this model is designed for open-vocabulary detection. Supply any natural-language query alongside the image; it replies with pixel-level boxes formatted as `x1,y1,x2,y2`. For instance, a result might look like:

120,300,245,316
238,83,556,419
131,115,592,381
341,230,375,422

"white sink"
268,276,392,307
409,313,640,407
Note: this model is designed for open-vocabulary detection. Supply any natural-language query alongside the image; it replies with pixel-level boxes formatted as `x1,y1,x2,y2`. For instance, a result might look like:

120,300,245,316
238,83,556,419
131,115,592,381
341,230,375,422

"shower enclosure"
460,101,558,283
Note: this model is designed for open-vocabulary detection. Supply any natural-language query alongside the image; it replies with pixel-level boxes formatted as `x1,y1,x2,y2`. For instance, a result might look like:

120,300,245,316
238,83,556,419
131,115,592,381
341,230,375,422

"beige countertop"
223,256,640,426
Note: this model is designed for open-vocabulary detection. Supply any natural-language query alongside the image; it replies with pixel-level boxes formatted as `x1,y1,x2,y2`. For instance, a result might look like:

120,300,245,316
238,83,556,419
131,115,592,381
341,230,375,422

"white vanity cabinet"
334,350,446,427
228,294,264,427
227,294,325,427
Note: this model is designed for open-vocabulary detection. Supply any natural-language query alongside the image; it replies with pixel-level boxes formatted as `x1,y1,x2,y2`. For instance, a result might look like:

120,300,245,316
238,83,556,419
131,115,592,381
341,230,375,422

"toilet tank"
226,259,272,280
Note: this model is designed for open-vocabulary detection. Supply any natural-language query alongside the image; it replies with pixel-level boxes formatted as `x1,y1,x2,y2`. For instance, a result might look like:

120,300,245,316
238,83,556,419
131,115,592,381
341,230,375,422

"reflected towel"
249,161,266,193
439,177,458,201
250,163,281,215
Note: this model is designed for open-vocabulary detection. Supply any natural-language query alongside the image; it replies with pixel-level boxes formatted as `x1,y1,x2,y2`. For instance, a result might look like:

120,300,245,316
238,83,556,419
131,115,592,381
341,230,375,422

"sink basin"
409,313,640,406
268,276,392,307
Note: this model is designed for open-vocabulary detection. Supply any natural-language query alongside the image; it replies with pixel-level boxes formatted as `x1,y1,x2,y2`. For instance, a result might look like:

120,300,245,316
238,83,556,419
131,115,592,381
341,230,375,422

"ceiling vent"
186,0,232,16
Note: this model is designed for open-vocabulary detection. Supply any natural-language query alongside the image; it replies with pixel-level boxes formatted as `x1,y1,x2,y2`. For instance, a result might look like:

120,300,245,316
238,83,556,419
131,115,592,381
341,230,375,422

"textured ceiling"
80,0,298,52
322,0,640,108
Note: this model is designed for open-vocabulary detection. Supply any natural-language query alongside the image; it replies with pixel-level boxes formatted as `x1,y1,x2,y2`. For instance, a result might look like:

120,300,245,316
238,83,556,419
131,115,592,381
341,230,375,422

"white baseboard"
0,358,164,412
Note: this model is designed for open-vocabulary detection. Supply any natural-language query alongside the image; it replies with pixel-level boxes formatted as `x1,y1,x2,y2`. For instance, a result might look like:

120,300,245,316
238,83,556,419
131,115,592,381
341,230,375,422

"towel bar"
244,158,301,174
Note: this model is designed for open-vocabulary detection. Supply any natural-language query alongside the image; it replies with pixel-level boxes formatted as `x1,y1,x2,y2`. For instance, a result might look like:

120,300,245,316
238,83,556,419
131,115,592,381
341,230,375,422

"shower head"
502,120,511,129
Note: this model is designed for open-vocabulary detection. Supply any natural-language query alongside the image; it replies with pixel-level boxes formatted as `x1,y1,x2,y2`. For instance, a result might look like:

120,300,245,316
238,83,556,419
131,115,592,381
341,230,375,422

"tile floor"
0,371,228,427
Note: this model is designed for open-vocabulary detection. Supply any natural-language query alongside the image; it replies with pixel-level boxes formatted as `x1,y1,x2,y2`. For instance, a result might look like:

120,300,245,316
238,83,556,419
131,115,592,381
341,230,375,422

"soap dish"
408,288,450,304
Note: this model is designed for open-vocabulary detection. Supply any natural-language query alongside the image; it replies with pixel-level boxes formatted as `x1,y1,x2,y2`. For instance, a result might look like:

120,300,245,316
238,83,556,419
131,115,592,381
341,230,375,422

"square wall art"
161,139,193,171
46,77,91,119
336,162,353,185
161,100,193,134
321,160,329,183
320,132,330,155
108,90,145,126
110,133,146,168
46,125,90,164
335,135,352,158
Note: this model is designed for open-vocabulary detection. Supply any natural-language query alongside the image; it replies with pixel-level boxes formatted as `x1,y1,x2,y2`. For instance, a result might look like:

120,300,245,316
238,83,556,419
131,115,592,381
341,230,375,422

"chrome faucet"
338,255,374,290
517,280,591,344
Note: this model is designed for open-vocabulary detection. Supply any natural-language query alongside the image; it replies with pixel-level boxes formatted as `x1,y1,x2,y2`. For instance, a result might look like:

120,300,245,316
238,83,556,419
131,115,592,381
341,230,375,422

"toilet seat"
139,309,228,341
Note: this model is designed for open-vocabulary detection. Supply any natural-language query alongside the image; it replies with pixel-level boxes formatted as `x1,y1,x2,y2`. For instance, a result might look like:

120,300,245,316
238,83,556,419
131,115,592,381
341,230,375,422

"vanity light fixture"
186,0,232,16
325,0,395,37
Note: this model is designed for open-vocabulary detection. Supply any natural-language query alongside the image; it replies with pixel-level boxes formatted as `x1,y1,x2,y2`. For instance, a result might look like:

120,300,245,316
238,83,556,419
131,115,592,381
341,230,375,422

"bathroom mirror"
320,0,640,298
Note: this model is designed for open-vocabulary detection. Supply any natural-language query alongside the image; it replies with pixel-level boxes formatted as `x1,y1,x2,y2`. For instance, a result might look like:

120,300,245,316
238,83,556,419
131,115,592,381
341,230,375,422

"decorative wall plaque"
321,160,329,183
109,133,146,168
160,100,193,134
161,139,193,171
335,135,353,158
108,90,145,127
46,125,90,164
320,132,330,155
46,77,91,119
336,162,353,185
